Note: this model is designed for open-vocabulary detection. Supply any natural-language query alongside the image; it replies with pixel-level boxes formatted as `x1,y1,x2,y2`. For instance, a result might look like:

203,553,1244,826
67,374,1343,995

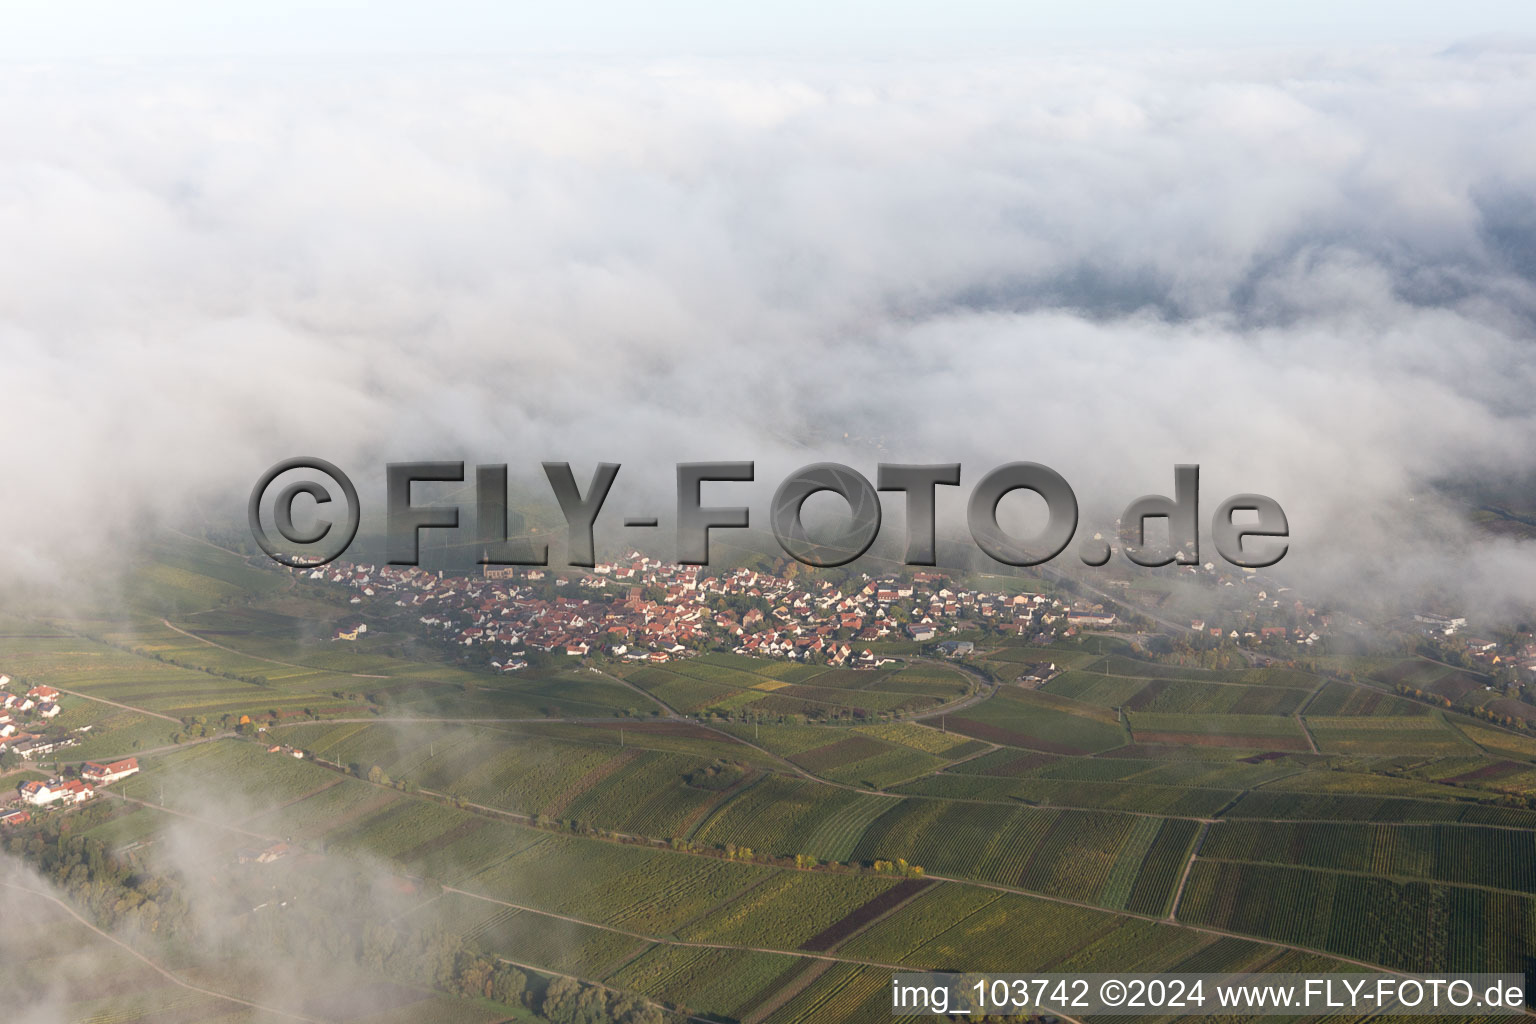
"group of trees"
657,831,925,880
681,758,746,791
871,857,925,878
1393,682,1535,732
540,977,669,1024
345,761,415,792
1140,635,1252,671
1394,684,1454,709
4,806,192,937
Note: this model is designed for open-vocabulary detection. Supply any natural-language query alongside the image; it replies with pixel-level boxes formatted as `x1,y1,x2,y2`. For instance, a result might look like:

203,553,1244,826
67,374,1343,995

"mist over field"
3,45,1536,615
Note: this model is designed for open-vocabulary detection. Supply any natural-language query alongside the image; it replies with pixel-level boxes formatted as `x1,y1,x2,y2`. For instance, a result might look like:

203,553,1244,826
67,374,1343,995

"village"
0,670,145,826
295,550,1354,673
302,554,1122,668
0,674,82,762
296,548,1536,707
1,756,140,828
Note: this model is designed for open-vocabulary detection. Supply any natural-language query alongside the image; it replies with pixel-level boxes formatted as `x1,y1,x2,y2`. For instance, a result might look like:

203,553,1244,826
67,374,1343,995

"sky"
2,5,1536,620
4,0,1536,58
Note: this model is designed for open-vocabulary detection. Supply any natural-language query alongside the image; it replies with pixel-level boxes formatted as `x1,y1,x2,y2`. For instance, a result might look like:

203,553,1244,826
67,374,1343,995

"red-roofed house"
81,757,140,785
19,778,94,806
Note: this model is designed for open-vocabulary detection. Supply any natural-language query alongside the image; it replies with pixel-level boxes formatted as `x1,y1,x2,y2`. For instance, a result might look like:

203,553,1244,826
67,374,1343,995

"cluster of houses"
1180,578,1336,649
1184,592,1532,679
293,555,1120,670
8,757,140,816
1188,599,1532,679
0,672,143,825
1516,642,1536,678
1416,618,1536,679
299,553,1462,677
0,676,82,761
16,776,95,807
1190,618,1325,647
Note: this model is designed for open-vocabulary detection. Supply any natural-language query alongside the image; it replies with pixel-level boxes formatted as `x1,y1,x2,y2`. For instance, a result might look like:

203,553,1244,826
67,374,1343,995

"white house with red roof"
81,757,140,784
19,778,95,806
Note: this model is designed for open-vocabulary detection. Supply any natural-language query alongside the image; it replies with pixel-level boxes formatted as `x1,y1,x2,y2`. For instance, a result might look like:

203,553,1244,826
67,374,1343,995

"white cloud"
2,48,1535,614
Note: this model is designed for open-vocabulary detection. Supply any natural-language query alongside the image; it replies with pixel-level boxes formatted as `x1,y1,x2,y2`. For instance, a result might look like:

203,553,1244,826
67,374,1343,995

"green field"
1304,714,1476,755
1127,711,1312,750
618,657,970,718
7,535,1536,1023
944,688,1128,754
1200,819,1536,893
1178,860,1536,972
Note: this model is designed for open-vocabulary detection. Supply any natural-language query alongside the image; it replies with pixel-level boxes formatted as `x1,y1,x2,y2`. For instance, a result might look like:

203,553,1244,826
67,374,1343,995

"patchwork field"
1304,680,1435,716
7,538,1536,1023
618,657,971,718
1046,671,1308,716
1304,714,1477,755
692,776,901,860
944,688,1128,754
1177,860,1536,972
1126,711,1312,750
1200,819,1536,894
